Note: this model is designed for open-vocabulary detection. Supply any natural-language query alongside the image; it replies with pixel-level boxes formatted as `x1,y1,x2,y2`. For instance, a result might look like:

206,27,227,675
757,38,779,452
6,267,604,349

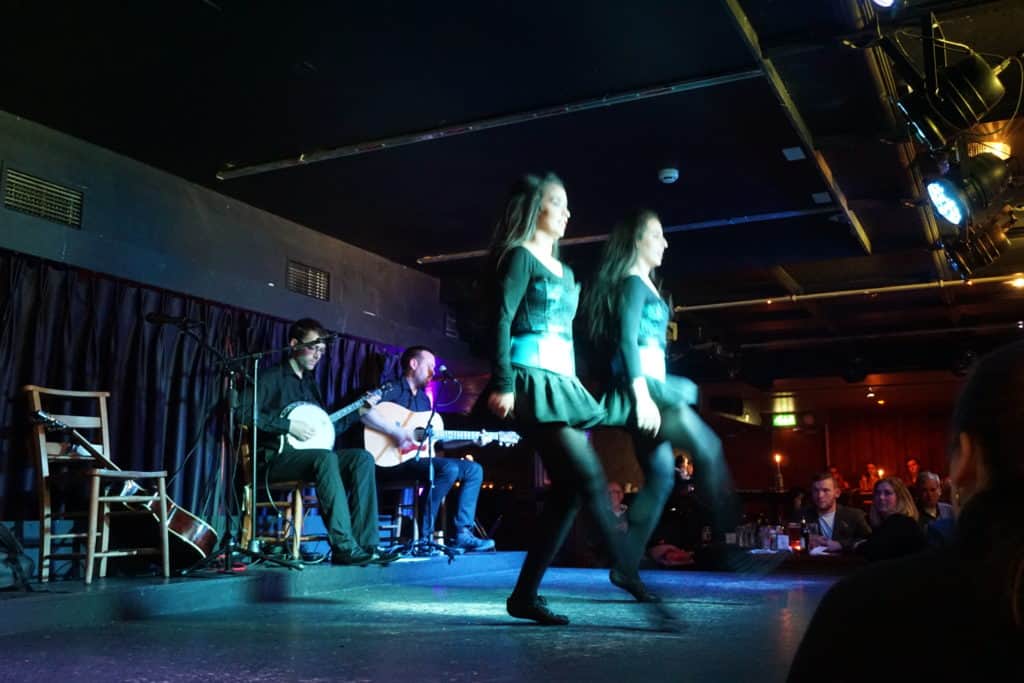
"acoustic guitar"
276,382,391,453
33,410,219,564
364,401,521,467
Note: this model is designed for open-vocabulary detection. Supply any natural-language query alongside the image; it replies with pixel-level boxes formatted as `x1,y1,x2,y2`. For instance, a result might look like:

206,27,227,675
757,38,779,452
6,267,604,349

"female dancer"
484,173,629,625
582,210,733,599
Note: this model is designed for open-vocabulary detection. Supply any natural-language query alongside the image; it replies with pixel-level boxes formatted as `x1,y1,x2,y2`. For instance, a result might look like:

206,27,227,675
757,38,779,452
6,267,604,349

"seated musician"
255,318,394,566
361,345,495,553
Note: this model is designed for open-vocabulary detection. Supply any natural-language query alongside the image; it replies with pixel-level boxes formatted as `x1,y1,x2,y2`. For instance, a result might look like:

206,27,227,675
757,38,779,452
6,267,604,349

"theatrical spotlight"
926,153,1013,226
894,52,1010,151
873,7,1017,152
940,204,1022,278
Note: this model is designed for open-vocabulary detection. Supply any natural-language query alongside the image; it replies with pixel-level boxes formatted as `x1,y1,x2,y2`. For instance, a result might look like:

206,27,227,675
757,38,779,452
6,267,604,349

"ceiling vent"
3,168,83,228
286,260,330,301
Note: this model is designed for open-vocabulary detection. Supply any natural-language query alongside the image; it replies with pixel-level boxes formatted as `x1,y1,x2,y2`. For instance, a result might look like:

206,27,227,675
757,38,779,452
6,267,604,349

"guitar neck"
435,430,482,442
66,427,117,469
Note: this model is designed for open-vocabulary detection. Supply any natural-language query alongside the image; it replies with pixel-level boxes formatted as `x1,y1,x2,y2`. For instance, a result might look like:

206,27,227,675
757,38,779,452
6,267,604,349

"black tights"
511,424,629,599
624,402,736,571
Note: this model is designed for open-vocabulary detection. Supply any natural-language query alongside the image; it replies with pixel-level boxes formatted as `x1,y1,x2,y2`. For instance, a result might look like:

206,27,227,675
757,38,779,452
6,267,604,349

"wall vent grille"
286,260,330,301
3,168,83,228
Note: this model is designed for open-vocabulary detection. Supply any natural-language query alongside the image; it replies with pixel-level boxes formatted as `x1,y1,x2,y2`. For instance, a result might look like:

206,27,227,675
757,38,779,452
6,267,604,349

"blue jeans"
377,457,483,535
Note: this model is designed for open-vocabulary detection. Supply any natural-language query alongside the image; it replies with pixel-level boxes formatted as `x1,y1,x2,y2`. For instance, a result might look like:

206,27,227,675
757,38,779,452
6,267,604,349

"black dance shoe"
609,568,661,603
506,594,570,625
330,548,374,566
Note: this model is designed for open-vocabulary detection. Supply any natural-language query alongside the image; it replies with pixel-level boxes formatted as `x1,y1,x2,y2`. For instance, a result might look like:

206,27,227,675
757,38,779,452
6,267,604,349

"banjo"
278,382,391,453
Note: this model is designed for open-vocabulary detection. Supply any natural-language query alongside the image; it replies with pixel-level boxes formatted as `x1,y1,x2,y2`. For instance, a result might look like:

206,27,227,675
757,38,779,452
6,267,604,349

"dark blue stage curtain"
0,248,401,527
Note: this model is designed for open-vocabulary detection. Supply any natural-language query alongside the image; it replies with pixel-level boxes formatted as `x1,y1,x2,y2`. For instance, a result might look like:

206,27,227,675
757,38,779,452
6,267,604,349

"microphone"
145,312,202,326
294,331,341,350
435,364,459,383
315,331,342,343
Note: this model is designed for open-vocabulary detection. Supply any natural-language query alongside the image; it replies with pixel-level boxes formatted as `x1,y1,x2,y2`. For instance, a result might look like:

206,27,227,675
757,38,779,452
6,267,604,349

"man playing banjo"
255,318,394,565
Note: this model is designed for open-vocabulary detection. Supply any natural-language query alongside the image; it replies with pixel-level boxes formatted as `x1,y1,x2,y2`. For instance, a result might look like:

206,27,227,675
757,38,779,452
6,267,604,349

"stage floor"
1,552,836,682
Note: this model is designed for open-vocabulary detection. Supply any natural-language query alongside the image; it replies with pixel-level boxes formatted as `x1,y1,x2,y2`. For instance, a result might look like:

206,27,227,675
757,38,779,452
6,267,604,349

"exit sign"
772,413,797,427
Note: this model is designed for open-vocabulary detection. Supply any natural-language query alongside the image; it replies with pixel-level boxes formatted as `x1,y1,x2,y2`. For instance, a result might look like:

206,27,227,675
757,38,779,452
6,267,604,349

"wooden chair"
85,467,170,584
378,479,421,546
24,385,171,583
237,432,326,560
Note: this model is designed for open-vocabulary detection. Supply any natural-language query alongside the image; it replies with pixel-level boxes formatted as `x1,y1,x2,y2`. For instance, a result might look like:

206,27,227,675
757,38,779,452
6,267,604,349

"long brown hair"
580,209,661,348
487,172,563,269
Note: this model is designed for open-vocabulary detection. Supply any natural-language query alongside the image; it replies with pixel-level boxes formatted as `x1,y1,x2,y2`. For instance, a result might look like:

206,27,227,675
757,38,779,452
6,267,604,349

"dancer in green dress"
582,210,734,597
483,172,630,625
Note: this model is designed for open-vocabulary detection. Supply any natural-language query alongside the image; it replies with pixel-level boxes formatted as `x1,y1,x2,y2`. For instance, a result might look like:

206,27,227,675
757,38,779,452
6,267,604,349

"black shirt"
254,360,324,436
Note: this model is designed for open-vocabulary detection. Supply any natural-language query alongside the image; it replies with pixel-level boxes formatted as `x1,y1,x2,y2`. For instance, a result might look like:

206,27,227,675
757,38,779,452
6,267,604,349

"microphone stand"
183,335,310,574
409,391,457,562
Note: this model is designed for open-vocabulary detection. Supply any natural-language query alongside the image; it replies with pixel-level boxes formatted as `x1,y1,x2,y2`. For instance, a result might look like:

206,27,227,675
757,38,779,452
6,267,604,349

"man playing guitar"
361,346,496,553
255,318,395,566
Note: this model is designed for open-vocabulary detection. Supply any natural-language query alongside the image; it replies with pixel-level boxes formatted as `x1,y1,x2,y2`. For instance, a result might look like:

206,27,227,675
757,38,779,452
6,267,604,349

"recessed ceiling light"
866,388,876,398
877,399,886,405
1009,277,1024,289
811,192,832,205
782,146,806,161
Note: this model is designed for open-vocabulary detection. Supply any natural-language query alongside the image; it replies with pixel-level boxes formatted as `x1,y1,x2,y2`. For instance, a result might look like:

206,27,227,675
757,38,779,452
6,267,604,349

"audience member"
917,470,955,547
854,477,926,562
857,462,879,493
579,481,630,568
903,456,922,499
789,339,1024,680
783,487,807,524
916,471,954,529
805,472,871,553
827,466,851,497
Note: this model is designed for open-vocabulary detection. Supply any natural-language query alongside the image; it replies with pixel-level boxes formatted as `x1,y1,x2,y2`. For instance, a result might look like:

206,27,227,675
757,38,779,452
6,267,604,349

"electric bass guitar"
363,401,521,467
33,410,220,564
277,382,392,453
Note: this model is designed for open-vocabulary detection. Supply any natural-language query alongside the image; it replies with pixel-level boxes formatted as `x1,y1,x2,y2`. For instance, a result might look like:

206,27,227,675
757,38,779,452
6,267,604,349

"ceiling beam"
216,69,762,180
719,0,873,256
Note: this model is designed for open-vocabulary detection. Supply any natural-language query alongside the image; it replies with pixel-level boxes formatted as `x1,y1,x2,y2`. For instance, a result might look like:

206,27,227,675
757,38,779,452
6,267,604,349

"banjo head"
282,402,335,451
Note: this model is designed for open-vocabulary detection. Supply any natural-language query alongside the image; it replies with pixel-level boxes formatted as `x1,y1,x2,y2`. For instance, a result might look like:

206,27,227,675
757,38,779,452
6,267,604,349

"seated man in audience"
805,471,871,553
579,481,631,567
917,471,955,545
903,456,922,500
361,345,495,553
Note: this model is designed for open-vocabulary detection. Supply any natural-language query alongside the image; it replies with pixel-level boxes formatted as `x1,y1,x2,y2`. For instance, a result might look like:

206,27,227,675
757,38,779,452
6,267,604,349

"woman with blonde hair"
854,477,925,562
